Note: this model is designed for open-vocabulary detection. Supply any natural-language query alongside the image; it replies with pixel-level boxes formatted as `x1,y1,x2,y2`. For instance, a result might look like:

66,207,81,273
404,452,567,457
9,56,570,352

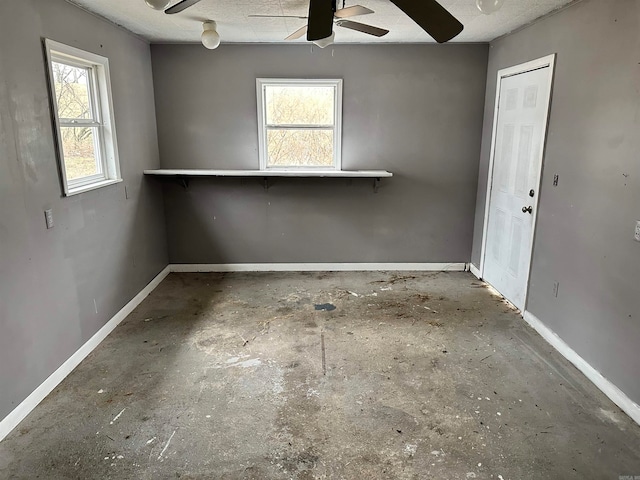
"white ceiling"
68,0,575,44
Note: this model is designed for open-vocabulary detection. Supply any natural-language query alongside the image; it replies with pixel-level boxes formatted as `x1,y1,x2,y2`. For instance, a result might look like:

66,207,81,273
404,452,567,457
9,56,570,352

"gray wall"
151,44,488,264
0,0,168,420
471,0,640,403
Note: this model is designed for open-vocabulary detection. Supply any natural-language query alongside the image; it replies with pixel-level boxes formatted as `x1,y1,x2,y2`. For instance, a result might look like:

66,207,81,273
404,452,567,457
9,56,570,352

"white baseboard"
523,311,640,426
469,263,481,279
170,262,469,273
0,266,171,443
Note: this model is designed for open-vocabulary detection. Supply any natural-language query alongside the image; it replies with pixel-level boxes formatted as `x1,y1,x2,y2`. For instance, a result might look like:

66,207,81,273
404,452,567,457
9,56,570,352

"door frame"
478,54,556,311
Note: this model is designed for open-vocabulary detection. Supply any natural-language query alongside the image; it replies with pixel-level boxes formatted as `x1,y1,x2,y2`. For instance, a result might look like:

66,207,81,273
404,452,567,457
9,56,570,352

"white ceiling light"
476,0,505,14
313,32,335,49
202,21,221,49
144,0,171,10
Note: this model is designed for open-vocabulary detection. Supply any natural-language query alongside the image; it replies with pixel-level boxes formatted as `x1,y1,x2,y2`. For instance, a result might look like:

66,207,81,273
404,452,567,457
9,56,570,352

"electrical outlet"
553,174,559,187
553,282,559,298
635,221,640,242
44,209,54,229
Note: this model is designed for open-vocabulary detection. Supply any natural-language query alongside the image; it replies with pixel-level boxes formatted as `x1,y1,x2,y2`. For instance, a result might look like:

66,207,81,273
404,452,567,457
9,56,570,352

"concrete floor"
1,272,640,479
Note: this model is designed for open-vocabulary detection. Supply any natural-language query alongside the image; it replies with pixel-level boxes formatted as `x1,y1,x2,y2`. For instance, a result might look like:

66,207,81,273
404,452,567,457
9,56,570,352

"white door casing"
480,55,555,311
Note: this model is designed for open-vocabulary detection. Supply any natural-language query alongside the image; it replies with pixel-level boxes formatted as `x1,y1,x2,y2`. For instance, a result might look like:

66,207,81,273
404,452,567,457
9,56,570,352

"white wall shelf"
144,169,392,178
144,169,393,192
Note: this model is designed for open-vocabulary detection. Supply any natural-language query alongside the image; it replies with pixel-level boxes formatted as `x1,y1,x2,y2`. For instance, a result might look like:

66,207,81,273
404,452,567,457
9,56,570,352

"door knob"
522,206,533,214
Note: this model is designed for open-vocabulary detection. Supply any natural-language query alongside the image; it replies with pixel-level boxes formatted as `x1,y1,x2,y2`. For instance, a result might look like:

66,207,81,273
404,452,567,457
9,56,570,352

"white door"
483,63,553,311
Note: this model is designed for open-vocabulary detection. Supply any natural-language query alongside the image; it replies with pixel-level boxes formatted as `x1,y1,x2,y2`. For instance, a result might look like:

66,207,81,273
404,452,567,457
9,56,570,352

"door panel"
483,66,552,311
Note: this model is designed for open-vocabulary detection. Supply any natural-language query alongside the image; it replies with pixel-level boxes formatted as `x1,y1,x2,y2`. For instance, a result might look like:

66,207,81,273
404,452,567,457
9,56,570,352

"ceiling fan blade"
389,0,463,43
307,0,335,41
336,20,388,37
164,0,203,14
285,25,309,40
334,5,374,18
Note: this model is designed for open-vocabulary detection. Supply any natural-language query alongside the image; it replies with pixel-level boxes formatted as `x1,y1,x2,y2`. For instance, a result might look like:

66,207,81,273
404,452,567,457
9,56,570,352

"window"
44,39,121,196
257,79,342,170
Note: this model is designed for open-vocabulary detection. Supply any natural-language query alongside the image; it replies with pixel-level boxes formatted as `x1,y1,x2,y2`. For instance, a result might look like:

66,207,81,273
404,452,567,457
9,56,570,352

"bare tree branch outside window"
265,85,335,168
52,62,100,179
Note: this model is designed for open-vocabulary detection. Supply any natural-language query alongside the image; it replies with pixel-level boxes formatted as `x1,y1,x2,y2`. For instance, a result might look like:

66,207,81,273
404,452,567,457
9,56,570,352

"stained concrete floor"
1,272,640,479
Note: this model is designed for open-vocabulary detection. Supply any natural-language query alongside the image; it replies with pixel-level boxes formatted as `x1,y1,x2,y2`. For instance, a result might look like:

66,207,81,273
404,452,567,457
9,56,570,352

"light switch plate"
44,209,54,229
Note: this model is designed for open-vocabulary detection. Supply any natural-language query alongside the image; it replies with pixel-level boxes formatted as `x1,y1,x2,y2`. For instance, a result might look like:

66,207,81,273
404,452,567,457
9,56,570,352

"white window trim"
44,39,121,197
256,78,343,171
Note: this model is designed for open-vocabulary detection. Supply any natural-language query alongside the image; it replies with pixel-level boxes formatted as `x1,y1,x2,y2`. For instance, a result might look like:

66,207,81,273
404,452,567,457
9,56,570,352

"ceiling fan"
157,0,464,44
250,4,390,44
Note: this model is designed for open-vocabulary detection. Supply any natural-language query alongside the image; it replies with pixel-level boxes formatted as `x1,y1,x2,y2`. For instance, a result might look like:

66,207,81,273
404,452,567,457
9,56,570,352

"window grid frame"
44,39,121,196
52,57,106,186
256,78,343,171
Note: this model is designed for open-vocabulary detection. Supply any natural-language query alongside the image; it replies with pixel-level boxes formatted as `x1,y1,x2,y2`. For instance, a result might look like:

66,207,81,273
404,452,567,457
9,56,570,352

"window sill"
65,178,122,197
143,169,392,178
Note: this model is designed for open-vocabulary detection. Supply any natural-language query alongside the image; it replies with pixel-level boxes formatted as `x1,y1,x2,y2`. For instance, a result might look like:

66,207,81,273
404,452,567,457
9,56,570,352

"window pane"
52,62,93,120
267,129,334,167
60,127,100,180
265,85,334,126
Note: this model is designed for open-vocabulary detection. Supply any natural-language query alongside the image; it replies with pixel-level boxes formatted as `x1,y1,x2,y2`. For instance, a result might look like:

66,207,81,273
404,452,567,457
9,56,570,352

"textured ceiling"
68,0,576,44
